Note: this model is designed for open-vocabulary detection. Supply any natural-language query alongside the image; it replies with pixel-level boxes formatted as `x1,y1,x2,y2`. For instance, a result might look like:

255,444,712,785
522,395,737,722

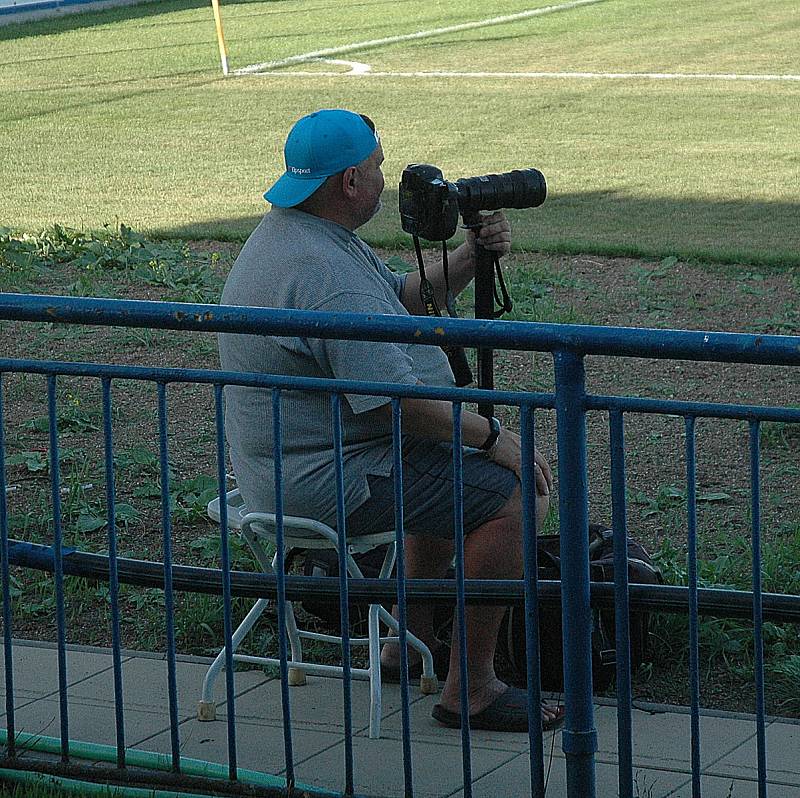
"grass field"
1,0,799,264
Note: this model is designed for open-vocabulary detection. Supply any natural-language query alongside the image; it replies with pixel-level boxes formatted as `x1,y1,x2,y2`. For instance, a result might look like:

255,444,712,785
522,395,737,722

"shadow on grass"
153,188,800,269
0,0,395,41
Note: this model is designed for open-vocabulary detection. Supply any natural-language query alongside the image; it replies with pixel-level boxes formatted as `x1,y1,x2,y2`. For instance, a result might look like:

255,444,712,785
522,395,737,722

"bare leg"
382,483,558,722
380,535,453,667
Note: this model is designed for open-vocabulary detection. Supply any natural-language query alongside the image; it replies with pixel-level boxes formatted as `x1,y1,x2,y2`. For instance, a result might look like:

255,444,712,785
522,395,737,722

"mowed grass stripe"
235,0,607,74
1,0,798,266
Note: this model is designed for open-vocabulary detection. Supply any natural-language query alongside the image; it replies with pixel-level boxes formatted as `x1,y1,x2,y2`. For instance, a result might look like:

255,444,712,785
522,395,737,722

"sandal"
431,687,565,733
381,643,450,683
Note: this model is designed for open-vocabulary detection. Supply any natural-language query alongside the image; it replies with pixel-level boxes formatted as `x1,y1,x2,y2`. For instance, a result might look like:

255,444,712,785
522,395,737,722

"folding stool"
198,487,438,738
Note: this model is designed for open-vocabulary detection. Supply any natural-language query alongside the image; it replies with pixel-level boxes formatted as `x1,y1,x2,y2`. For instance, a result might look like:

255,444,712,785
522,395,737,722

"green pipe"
0,729,337,797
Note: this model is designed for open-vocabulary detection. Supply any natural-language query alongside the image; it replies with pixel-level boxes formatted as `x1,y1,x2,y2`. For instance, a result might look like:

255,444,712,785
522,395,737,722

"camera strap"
412,235,474,386
413,235,458,320
492,253,513,317
461,218,514,318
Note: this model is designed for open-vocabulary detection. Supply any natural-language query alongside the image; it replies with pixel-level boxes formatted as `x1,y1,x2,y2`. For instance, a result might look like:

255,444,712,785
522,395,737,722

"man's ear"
341,165,359,199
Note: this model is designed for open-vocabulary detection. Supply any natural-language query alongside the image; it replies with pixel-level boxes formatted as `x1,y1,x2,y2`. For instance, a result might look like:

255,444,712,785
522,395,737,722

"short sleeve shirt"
218,207,455,525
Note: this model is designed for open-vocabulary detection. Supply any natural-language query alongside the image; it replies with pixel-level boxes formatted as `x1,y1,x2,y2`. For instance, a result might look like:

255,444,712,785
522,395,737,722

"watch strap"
480,416,502,451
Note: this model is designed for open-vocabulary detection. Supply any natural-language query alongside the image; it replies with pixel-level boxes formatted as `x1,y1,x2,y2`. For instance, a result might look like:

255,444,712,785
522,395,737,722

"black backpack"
498,524,663,692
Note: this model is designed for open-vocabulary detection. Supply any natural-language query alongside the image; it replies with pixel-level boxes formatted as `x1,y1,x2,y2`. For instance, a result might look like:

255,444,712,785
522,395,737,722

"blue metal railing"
1,292,799,798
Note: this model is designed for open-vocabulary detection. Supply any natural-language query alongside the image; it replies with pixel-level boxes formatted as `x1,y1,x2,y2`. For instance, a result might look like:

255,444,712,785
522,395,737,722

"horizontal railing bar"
7,540,800,622
0,358,554,409
1,358,798,424
2,293,799,366
587,394,800,423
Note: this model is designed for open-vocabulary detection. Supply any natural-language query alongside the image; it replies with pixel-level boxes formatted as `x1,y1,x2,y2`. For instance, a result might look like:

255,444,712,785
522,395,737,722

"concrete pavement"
2,639,798,797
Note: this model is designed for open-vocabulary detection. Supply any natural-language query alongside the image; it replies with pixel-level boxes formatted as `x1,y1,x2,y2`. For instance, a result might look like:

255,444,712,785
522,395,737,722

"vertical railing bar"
391,398,414,798
553,351,597,798
685,415,701,797
214,384,238,782
609,410,633,798
331,393,355,797
520,403,545,797
101,377,126,769
749,420,768,798
271,388,296,793
0,374,16,759
47,375,70,763
451,402,473,798
156,382,181,773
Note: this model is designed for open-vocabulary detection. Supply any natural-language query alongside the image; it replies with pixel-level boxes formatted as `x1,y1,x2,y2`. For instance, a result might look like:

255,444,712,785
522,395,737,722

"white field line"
258,64,800,82
233,0,606,76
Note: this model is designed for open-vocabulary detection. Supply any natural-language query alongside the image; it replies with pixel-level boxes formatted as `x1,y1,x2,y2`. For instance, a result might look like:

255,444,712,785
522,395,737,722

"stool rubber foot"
197,701,216,721
288,667,307,686
419,675,438,695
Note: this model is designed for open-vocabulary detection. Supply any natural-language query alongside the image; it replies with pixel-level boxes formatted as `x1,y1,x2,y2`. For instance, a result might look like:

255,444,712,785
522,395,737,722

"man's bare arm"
399,212,512,316
372,395,552,496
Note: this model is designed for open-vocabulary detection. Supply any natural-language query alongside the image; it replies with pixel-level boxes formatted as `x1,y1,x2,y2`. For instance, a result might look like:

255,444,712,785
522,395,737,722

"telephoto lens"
455,168,546,213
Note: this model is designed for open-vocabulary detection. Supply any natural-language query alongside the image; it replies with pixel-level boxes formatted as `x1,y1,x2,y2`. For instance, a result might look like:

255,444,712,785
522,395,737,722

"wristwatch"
479,416,502,452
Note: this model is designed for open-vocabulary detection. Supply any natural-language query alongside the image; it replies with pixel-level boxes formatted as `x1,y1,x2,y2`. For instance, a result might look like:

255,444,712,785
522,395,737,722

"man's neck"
293,196,359,232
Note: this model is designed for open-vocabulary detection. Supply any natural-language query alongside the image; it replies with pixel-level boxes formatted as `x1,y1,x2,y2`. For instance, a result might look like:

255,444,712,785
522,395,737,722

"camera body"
399,163,547,240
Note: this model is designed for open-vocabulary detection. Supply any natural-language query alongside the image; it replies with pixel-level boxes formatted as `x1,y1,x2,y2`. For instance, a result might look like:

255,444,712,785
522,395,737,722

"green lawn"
1,0,798,265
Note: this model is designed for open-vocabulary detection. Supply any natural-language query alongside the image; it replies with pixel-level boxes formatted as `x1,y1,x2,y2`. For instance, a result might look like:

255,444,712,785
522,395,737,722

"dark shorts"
346,436,519,539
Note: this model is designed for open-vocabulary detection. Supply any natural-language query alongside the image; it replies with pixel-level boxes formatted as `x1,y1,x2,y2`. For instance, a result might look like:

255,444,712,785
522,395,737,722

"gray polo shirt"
219,207,455,526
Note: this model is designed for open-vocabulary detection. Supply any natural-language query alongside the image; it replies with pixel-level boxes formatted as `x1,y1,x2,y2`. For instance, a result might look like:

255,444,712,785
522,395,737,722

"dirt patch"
1,245,798,716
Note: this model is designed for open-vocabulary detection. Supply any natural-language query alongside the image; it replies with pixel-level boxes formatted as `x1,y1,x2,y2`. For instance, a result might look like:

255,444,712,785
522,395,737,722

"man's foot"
431,686,564,732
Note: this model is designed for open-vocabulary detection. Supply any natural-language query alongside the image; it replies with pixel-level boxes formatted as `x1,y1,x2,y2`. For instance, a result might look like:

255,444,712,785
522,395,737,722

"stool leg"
377,605,438,694
367,603,383,739
199,598,270,720
269,549,307,686
285,600,307,686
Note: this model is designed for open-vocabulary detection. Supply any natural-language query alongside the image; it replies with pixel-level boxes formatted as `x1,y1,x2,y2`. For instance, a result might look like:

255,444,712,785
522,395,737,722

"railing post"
553,351,597,798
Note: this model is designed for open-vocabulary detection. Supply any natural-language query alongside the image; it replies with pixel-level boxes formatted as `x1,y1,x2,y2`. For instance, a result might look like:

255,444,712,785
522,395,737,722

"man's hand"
488,428,553,498
400,211,513,315
466,211,512,257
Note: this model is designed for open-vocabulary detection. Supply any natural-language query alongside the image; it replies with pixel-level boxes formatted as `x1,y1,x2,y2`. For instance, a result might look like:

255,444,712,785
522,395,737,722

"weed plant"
1,227,798,715
649,520,800,713
0,225,223,303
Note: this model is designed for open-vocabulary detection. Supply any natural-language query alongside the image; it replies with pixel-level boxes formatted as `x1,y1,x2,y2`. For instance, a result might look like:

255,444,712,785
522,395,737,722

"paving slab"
666,774,799,798
7,696,172,750
458,754,688,798
295,734,517,798
213,672,425,736
3,643,800,798
66,653,269,713
592,704,759,772
710,720,800,787
135,712,347,775
0,641,118,700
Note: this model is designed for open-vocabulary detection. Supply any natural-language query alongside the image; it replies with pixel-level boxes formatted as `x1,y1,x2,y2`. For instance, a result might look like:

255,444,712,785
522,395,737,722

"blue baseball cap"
264,109,380,208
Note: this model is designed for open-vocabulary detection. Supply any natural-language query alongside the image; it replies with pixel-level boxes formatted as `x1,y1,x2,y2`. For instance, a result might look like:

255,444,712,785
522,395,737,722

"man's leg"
382,484,558,722
379,535,453,668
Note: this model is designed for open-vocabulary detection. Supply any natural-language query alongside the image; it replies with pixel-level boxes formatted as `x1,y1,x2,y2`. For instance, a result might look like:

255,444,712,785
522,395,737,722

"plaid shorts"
346,436,519,538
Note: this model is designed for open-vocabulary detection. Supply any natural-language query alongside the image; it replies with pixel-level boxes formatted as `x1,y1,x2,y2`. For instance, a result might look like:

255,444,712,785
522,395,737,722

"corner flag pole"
210,0,229,75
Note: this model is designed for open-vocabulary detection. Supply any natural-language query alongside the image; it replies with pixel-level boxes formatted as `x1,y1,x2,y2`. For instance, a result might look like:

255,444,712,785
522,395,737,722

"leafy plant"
0,224,225,303
170,474,220,522
115,446,164,477
767,655,800,712
650,534,800,680
24,395,102,436
760,420,800,451
633,484,732,520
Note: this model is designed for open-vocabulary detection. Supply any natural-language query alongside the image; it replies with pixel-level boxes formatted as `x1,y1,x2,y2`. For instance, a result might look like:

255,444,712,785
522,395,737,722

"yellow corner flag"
210,0,229,75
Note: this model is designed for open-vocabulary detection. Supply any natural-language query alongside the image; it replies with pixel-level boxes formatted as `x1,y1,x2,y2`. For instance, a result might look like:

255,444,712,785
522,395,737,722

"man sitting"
218,109,561,732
